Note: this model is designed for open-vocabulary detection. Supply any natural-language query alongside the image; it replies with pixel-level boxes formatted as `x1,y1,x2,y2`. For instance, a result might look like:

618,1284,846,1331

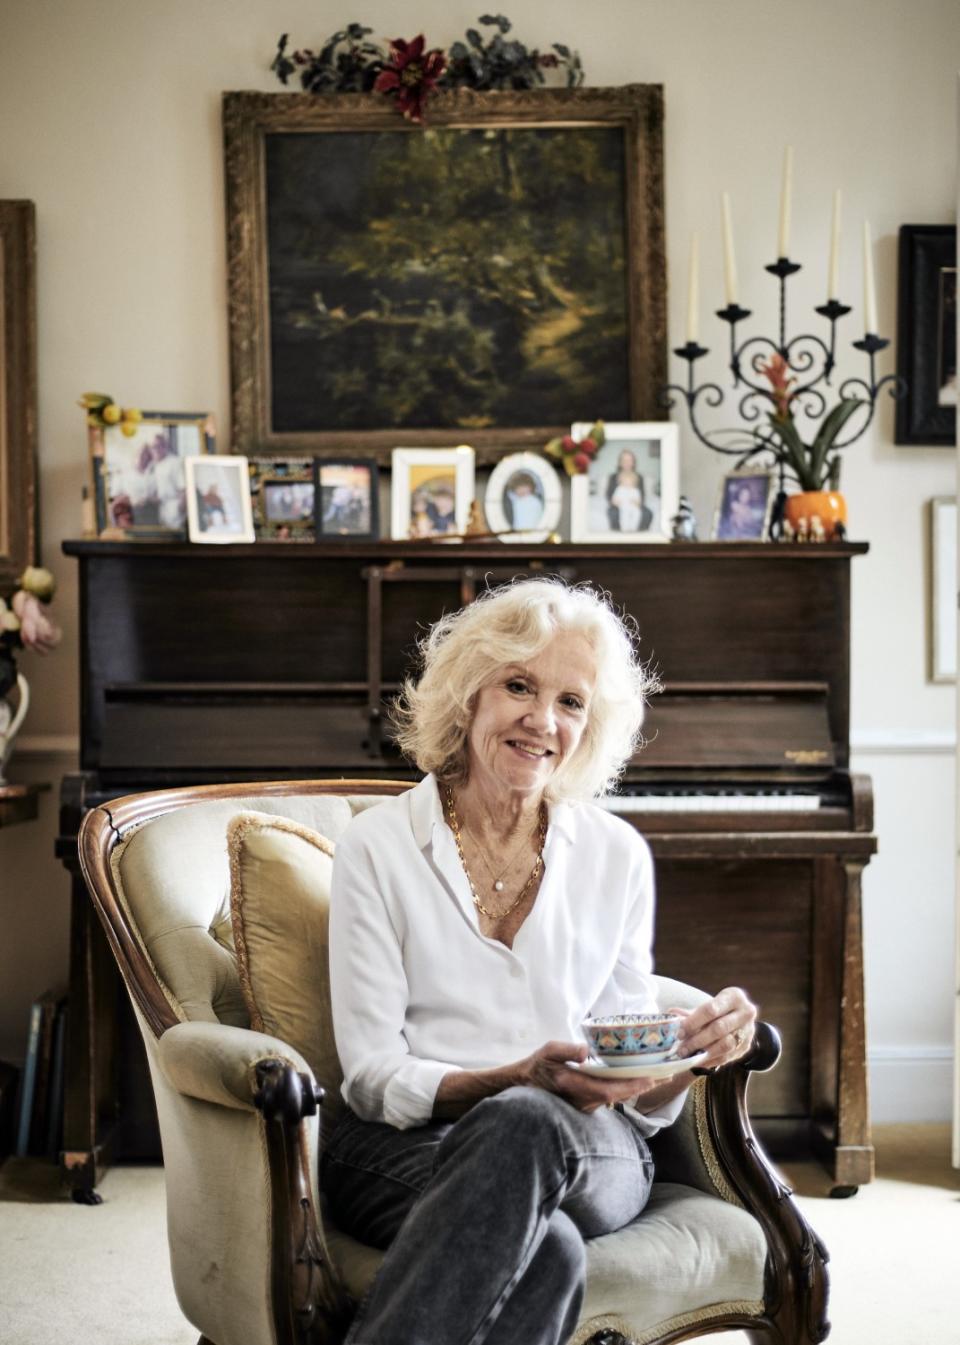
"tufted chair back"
111,790,386,1032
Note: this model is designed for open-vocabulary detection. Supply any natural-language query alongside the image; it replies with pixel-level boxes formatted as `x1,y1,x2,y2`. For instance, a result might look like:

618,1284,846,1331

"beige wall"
0,0,957,1116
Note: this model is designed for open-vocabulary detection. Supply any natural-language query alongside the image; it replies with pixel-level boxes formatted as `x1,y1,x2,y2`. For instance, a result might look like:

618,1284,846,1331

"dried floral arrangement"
272,14,584,123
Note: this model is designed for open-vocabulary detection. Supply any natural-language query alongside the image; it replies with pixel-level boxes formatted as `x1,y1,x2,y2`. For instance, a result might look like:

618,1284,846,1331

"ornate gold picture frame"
0,201,38,588
223,87,666,465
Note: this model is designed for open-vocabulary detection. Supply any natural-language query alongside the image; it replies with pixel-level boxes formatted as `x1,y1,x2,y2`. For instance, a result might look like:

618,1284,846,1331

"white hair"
391,577,658,803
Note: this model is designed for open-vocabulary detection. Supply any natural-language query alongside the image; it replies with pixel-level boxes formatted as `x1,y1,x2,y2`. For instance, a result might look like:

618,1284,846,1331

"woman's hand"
516,1040,657,1114
673,987,757,1070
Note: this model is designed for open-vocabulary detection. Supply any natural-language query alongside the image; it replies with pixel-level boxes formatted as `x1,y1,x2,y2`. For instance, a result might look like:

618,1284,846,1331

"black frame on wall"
895,223,957,446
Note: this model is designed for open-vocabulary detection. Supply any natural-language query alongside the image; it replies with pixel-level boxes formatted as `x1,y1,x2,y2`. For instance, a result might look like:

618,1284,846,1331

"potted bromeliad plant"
753,352,864,539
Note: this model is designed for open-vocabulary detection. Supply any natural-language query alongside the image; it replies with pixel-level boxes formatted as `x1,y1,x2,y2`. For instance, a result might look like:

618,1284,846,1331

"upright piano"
58,538,875,1197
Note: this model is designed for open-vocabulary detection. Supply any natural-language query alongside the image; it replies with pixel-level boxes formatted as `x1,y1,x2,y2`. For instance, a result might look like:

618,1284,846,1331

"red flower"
374,35,446,123
573,452,590,473
757,351,796,419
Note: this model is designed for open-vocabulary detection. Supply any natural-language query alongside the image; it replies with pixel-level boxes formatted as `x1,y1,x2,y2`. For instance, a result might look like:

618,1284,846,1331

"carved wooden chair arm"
253,1059,324,1123
700,1019,831,1345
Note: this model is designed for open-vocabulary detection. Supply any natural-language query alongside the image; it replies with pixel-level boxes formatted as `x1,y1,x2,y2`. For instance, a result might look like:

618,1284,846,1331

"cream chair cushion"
227,809,344,1120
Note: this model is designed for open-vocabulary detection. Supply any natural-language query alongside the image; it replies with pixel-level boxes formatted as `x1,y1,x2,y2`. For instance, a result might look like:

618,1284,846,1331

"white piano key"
601,794,819,813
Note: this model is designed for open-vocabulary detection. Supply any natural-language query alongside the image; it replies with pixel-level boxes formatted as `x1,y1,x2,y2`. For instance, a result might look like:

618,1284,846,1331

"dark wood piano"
58,538,875,1197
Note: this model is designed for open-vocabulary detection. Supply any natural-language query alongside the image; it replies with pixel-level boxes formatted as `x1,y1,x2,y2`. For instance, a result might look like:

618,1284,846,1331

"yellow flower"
17,565,56,601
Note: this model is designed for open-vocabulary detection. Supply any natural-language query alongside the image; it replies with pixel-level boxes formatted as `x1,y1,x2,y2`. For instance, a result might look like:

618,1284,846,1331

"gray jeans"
321,1085,655,1345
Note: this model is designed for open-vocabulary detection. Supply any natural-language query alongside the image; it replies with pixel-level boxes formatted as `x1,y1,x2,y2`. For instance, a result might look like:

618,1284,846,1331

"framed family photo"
186,454,255,544
895,224,956,445
316,459,379,540
483,453,562,543
249,457,316,541
224,87,666,463
90,411,216,539
390,446,475,540
568,422,679,543
712,469,775,541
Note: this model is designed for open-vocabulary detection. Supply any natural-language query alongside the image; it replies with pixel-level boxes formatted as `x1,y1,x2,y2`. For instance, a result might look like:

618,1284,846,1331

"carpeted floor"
0,1124,956,1345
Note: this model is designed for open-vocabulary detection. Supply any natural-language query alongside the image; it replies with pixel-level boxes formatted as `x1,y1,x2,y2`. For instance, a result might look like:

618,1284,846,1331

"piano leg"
61,870,118,1201
809,857,874,1190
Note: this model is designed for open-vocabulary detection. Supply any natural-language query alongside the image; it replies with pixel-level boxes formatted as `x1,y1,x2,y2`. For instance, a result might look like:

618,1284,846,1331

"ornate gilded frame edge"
0,200,38,589
222,86,667,466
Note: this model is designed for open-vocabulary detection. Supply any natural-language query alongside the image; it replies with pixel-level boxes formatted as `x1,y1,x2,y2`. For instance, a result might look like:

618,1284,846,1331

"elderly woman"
323,579,756,1345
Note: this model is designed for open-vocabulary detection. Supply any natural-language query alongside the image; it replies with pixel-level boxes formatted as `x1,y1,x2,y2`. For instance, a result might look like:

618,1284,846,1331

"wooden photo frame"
315,458,380,541
895,224,956,446
249,456,316,541
90,412,216,539
185,454,255,544
0,201,37,588
929,496,956,683
483,452,562,543
224,87,666,465
569,421,678,543
390,446,475,540
712,469,776,542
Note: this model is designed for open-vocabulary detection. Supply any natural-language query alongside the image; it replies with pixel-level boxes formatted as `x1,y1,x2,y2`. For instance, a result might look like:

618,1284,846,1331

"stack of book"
14,988,68,1160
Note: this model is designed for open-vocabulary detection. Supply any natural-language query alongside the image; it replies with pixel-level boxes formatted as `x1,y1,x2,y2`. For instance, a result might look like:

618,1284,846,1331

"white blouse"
329,774,687,1134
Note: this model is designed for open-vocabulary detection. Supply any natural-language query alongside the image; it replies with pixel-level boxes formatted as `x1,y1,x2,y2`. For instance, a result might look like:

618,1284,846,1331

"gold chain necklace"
464,820,535,893
444,786,547,920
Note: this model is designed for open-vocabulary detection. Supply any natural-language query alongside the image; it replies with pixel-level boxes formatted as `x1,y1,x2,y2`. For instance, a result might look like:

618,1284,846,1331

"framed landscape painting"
224,87,666,464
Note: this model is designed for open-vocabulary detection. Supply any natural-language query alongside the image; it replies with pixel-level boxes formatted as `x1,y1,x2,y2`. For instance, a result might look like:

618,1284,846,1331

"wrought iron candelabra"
662,254,906,537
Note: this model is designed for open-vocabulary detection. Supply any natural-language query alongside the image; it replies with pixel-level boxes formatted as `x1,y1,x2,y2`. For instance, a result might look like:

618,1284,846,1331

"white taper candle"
828,189,841,300
686,232,700,343
721,192,738,305
863,220,878,333
778,146,793,259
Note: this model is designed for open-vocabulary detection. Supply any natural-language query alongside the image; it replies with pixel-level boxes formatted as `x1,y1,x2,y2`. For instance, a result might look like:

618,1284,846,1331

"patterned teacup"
581,1012,682,1064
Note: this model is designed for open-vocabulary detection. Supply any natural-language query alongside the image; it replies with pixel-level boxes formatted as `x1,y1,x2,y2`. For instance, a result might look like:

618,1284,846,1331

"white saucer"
569,1051,708,1080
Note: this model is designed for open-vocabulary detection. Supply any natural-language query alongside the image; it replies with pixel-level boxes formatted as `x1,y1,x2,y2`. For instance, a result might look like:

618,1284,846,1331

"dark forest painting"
264,127,630,434
225,88,666,458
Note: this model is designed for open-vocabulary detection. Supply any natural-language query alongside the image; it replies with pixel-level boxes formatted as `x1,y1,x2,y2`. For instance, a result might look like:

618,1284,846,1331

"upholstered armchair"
78,779,829,1345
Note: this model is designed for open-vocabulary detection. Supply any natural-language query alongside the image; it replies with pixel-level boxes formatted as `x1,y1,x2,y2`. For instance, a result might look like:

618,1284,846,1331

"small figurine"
795,516,809,543
781,517,795,542
809,515,826,543
670,495,698,542
465,500,486,536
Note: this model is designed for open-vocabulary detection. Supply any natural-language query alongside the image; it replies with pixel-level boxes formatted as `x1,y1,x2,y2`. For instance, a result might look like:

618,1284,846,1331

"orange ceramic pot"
783,491,847,541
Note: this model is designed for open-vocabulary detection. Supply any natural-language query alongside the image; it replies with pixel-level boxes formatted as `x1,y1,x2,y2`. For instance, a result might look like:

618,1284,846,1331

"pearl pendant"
494,880,504,892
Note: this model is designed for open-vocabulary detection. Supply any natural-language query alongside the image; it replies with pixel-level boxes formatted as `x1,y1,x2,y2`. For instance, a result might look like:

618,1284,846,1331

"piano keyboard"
602,793,820,813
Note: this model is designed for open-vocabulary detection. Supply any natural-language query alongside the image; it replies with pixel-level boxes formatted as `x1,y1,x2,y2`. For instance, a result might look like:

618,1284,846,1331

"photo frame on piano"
315,458,380,541
249,457,316,542
390,446,475,540
569,421,679,543
89,411,217,541
712,469,776,542
185,454,256,544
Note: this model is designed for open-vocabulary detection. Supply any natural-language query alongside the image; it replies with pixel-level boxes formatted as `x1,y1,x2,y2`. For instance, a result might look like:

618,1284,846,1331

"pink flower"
11,591,61,654
757,352,796,420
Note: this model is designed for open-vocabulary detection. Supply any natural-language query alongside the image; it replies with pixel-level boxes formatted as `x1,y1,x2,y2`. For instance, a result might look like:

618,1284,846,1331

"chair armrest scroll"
253,1058,324,1124
691,1019,782,1077
157,1020,315,1113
